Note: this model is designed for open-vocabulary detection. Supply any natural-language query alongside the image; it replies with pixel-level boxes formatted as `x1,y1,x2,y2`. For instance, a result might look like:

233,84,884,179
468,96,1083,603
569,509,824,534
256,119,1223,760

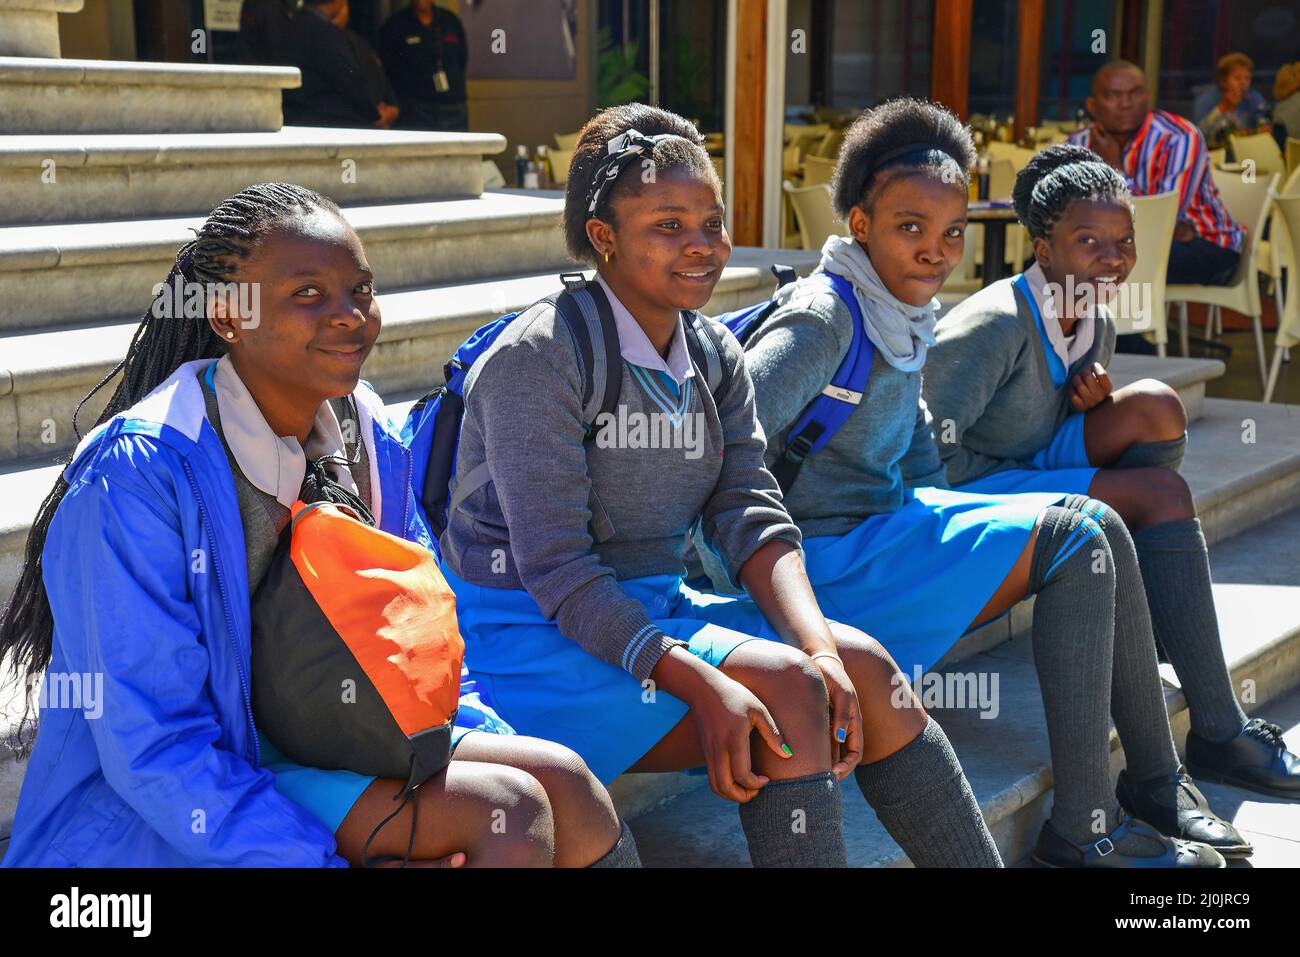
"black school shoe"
1031,808,1225,868
1116,767,1252,858
1186,718,1300,800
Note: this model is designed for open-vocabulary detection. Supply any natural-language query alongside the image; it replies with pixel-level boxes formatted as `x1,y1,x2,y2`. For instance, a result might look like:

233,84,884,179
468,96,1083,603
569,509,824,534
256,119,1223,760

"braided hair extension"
0,182,340,755
1011,144,1132,242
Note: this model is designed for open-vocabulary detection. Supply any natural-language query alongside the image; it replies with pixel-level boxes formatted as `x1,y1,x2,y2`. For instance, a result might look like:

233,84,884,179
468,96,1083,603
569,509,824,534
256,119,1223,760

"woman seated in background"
923,144,1300,805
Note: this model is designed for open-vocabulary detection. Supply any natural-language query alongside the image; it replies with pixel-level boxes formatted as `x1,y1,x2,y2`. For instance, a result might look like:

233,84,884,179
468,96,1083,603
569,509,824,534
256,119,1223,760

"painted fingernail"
835,727,847,743
781,744,794,757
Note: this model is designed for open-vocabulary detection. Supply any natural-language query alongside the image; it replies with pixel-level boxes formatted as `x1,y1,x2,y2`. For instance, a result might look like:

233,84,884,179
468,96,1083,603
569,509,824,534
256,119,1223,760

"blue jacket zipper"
181,460,260,766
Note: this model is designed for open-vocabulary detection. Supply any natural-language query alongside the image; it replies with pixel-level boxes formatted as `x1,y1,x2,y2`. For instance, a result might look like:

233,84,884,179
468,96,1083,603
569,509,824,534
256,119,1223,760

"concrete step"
0,250,819,590
0,56,300,134
0,246,817,463
0,190,572,333
1107,353,1224,423
0,128,507,225
620,508,1300,864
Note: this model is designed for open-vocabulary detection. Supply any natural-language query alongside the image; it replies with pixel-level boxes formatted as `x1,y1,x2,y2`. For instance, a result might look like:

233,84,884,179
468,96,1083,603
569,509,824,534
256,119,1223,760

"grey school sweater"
743,273,949,540
922,276,1116,488
440,299,801,682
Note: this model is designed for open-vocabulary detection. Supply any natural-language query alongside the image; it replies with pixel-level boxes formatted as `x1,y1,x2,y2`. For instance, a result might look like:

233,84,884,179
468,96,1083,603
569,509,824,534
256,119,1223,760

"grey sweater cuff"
555,576,688,682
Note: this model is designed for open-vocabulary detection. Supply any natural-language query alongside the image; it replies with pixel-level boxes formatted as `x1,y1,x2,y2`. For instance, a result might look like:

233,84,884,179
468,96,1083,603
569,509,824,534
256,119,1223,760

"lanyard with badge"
430,5,450,92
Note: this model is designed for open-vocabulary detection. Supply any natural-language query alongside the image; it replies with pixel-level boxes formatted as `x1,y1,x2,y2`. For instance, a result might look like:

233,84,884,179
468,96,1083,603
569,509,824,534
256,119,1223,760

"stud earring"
225,331,235,340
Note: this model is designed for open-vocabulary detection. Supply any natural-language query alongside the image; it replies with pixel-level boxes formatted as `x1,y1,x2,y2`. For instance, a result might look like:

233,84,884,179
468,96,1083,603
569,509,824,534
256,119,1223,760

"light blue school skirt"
259,673,516,835
442,565,793,785
800,485,1067,676
955,411,1098,497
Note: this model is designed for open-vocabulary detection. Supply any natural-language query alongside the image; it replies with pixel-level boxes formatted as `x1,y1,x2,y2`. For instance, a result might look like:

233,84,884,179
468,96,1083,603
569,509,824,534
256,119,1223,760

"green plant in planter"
597,27,650,107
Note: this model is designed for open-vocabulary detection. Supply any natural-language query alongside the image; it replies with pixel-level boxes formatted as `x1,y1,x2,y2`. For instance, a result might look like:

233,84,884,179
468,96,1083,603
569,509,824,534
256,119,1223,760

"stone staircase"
4,50,1300,865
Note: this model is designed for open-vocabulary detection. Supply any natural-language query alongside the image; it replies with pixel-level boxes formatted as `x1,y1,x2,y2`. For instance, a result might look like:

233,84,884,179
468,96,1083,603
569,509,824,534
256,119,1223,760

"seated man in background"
1070,61,1244,353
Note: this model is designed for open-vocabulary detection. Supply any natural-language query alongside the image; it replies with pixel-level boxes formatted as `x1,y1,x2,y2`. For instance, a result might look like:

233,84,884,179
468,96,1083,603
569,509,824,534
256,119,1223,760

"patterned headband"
584,128,679,219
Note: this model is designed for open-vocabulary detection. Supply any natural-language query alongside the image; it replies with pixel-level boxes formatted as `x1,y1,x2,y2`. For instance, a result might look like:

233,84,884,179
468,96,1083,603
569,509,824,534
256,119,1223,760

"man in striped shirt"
1070,61,1244,289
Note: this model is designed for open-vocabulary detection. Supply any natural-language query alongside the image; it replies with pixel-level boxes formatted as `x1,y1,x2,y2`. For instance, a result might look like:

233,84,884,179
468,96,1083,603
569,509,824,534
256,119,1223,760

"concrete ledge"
0,1,82,58
0,129,507,224
0,56,301,88
0,192,571,330
0,258,810,465
0,56,301,134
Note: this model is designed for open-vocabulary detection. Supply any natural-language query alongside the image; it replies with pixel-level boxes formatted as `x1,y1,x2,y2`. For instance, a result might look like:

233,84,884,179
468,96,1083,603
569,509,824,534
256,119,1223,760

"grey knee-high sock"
1133,517,1248,743
1027,496,1120,843
1086,501,1183,781
588,819,642,868
738,771,847,867
1112,434,1187,472
853,716,1003,867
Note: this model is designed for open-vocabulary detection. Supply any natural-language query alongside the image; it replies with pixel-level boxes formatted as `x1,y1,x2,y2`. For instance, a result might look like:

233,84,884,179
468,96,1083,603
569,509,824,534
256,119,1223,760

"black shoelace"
1244,718,1288,751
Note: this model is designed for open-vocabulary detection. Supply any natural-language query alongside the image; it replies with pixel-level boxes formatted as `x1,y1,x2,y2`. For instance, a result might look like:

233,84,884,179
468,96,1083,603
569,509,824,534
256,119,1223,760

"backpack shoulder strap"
553,273,622,435
770,270,875,495
683,311,728,398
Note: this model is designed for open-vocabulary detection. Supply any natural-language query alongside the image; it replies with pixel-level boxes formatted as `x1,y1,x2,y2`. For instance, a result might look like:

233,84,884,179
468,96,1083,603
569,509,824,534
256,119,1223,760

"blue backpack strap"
770,270,875,495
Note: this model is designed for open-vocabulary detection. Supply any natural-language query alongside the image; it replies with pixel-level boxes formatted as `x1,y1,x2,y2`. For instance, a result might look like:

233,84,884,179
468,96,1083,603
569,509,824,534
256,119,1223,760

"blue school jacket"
3,359,433,867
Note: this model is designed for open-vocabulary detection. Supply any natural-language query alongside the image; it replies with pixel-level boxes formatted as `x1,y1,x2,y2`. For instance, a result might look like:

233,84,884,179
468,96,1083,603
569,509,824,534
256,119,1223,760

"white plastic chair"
1264,193,1300,401
1167,170,1281,390
1230,132,1285,177
1121,191,1180,356
802,155,836,188
783,180,839,251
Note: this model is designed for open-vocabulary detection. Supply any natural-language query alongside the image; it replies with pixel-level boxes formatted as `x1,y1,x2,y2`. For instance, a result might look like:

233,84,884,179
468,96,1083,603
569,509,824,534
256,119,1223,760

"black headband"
866,141,953,179
584,128,679,219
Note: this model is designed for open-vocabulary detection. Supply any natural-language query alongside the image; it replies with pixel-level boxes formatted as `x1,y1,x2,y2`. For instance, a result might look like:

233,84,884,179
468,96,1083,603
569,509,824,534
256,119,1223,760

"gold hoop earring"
604,251,611,264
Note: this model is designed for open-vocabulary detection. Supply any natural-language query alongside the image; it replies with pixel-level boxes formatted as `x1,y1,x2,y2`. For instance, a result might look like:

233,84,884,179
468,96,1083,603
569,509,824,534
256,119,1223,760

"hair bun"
1011,144,1102,223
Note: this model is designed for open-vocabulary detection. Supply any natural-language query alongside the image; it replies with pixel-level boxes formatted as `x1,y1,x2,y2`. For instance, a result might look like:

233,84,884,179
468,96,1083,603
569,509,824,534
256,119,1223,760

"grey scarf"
818,235,938,372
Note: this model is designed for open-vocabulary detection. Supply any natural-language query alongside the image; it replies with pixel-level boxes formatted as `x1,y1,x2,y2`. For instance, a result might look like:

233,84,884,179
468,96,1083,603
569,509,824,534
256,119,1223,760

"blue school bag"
404,266,874,543
711,265,875,494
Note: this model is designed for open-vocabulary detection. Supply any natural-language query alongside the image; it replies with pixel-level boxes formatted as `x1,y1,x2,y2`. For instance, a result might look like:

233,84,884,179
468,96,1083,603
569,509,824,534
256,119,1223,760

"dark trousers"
1166,236,1241,286
1116,237,1243,356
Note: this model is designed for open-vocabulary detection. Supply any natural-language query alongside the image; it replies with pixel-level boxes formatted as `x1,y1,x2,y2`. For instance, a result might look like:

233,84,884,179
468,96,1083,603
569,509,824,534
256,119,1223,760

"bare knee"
732,642,829,718
1123,379,1187,442
503,738,620,863
831,625,929,756
456,765,556,867
724,642,830,770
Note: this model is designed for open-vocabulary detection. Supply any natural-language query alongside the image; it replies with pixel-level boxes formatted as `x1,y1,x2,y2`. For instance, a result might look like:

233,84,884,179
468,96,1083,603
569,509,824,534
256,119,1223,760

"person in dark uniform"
282,0,394,129
332,0,400,129
378,0,470,131
238,0,296,65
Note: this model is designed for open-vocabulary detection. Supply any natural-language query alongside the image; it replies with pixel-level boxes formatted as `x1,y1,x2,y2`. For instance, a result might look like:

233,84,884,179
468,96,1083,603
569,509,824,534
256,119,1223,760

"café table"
967,201,1019,286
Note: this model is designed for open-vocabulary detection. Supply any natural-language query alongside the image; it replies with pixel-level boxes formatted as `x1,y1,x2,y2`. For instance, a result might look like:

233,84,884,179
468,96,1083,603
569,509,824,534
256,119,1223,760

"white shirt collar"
1023,262,1097,370
211,355,358,509
595,274,695,385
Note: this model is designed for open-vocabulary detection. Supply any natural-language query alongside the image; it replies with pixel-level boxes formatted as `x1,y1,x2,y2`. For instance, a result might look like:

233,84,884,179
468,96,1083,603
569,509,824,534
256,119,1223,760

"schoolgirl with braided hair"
924,144,1300,804
735,99,1244,866
435,101,1013,868
0,182,638,868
